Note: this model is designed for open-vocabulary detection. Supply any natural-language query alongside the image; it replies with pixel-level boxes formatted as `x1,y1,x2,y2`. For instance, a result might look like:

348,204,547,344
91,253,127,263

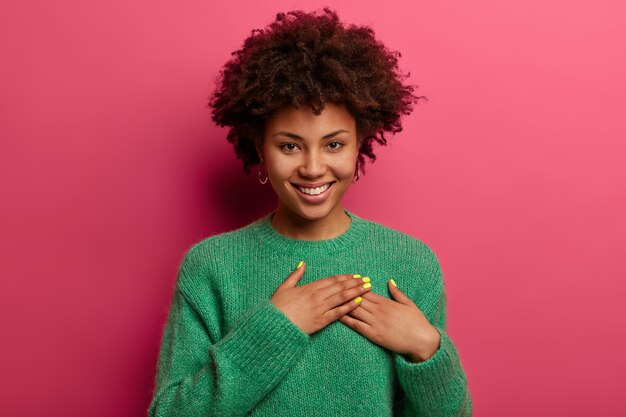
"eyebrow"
271,129,349,140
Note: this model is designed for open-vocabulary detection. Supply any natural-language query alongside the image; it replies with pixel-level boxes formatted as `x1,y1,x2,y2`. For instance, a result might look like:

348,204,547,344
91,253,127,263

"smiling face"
260,101,360,227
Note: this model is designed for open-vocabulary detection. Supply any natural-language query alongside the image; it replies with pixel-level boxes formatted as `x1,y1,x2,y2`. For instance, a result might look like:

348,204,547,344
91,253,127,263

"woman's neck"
270,204,351,241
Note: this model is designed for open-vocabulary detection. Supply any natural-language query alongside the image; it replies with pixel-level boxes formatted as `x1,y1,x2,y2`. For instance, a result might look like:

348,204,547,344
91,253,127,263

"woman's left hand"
338,280,441,363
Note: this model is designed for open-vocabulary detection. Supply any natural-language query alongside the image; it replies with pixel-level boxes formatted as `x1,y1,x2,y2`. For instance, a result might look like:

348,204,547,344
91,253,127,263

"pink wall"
1,0,625,415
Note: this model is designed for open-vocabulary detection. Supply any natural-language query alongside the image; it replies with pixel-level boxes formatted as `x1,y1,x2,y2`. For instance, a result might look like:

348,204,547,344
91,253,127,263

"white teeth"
297,183,331,195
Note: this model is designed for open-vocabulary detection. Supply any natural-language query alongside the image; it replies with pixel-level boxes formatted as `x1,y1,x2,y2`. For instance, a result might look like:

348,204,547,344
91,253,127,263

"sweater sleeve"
148,271,310,416
393,252,473,416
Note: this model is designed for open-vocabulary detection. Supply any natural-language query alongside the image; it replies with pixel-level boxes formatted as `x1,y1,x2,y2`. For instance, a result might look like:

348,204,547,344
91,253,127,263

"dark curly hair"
208,7,427,176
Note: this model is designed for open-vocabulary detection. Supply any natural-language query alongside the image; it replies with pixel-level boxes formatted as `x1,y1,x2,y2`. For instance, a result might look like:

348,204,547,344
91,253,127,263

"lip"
291,181,334,204
291,181,335,188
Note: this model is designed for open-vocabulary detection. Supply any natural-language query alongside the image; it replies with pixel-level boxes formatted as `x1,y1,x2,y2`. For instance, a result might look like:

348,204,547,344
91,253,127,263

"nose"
298,148,326,178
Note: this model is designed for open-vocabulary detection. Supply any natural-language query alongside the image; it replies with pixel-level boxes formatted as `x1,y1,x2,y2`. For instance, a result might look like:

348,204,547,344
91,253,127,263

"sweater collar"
252,208,368,255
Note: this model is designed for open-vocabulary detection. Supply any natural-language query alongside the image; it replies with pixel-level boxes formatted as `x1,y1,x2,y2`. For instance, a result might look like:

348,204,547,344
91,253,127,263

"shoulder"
360,215,440,263
356,214,443,286
187,222,258,259
176,216,265,286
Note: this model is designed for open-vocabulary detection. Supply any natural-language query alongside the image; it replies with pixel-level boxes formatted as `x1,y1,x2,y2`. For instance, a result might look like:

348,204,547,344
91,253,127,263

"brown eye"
328,141,344,150
281,143,298,152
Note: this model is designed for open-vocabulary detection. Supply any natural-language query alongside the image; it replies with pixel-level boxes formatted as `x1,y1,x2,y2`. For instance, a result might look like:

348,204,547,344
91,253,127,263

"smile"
291,182,335,196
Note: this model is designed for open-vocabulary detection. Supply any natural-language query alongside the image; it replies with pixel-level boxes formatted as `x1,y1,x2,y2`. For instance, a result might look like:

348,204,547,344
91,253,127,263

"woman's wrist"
406,326,441,363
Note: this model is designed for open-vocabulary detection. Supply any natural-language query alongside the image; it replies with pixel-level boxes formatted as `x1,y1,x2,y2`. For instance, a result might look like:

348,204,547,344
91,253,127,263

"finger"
351,296,376,313
338,313,373,337
317,275,370,300
347,302,375,323
387,279,414,306
360,290,383,304
315,273,362,292
278,260,307,289
322,291,369,324
321,279,372,310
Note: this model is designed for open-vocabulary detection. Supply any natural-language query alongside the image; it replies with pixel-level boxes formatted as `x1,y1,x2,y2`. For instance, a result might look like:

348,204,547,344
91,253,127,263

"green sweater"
148,209,472,416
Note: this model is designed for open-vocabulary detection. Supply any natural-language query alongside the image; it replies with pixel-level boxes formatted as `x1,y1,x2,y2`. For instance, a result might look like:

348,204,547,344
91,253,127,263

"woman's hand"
339,280,441,363
270,261,373,335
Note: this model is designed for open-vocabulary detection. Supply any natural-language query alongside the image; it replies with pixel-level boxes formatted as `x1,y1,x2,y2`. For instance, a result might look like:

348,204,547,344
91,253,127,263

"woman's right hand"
270,261,372,335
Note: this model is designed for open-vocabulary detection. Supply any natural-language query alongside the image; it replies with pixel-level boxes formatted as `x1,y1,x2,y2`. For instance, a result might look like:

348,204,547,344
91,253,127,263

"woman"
148,8,472,417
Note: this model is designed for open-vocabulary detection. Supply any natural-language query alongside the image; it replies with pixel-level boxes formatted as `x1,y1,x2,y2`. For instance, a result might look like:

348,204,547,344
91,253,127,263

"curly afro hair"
208,7,427,176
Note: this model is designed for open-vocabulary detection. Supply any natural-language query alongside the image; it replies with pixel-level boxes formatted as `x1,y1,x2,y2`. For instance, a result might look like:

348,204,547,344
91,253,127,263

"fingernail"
389,279,397,287
296,260,304,270
353,274,361,278
362,282,372,289
362,277,370,283
353,296,362,304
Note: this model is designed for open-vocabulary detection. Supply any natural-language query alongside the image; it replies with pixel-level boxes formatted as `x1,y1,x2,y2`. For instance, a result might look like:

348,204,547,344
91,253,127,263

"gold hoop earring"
258,157,268,184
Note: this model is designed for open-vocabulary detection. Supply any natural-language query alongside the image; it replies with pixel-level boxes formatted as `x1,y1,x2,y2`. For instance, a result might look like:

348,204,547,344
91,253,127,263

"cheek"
265,157,294,179
335,154,358,178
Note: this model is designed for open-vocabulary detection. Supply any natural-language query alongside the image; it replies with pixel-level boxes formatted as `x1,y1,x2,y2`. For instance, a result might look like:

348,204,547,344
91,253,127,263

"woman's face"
260,102,359,223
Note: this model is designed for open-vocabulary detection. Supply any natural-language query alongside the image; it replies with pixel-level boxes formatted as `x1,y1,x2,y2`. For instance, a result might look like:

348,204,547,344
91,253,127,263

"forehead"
265,102,356,133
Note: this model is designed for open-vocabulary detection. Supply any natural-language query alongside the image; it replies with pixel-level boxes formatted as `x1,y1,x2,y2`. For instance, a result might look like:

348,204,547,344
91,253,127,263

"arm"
394,251,473,417
148,268,310,417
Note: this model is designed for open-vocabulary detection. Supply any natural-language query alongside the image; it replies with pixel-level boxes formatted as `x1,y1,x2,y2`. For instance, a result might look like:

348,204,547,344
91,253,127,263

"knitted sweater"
148,209,472,417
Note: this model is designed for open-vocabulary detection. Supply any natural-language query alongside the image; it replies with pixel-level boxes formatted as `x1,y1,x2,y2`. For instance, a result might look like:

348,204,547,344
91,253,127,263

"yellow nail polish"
353,296,362,304
296,260,303,269
390,279,397,287
362,277,370,283
353,274,361,278
362,282,372,289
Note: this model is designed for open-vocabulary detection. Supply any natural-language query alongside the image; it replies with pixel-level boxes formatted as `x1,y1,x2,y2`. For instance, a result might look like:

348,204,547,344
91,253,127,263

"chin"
280,199,336,221
295,206,333,219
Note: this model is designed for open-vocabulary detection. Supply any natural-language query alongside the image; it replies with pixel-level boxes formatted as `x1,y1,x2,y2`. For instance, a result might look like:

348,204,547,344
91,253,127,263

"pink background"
1,0,625,416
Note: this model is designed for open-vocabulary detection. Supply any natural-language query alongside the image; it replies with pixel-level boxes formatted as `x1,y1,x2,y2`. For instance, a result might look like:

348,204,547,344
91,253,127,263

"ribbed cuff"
395,327,467,403
210,298,310,389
